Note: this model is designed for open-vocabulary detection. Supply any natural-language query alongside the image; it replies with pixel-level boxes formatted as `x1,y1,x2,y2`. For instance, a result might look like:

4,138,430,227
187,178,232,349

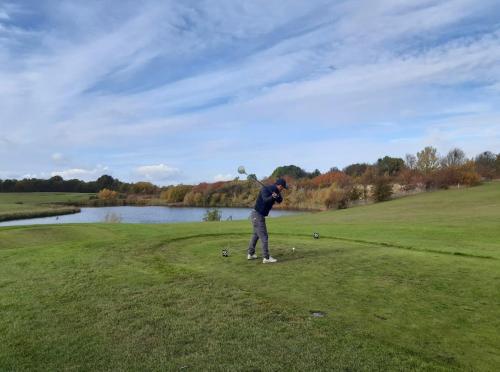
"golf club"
237,165,266,188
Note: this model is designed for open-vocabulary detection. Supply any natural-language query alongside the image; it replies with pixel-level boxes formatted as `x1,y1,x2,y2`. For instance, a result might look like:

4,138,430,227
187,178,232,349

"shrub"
373,177,393,202
434,161,482,188
324,188,350,209
130,182,157,194
460,172,481,186
97,188,118,200
104,212,122,223
348,186,362,202
288,187,307,208
459,165,482,186
161,185,193,203
203,208,222,222
310,171,352,189
398,168,423,191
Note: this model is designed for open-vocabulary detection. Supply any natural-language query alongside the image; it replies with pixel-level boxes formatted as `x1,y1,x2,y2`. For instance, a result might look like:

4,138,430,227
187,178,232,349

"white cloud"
213,174,234,182
51,165,109,180
0,10,9,20
134,164,180,181
51,152,68,164
0,1,499,184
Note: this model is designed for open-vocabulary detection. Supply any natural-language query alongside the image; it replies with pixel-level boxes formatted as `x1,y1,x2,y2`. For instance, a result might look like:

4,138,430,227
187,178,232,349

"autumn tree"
271,165,309,179
98,188,118,200
161,185,193,203
131,182,157,194
376,156,405,176
442,148,466,167
96,175,116,190
475,151,497,179
343,163,368,177
405,154,417,170
417,146,439,173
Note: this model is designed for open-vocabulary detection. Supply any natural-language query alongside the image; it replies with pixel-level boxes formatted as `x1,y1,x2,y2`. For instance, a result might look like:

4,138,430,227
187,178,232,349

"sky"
0,0,499,185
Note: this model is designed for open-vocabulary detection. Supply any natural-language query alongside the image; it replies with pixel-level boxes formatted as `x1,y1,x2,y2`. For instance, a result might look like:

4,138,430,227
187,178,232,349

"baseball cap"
275,178,288,189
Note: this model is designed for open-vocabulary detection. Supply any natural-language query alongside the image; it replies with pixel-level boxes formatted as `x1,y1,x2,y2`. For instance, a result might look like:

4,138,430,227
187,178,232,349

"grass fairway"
0,193,91,222
1,183,499,371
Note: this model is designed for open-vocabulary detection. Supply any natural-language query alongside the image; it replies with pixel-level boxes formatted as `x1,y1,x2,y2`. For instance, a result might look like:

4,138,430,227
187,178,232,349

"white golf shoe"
262,256,277,264
247,254,258,260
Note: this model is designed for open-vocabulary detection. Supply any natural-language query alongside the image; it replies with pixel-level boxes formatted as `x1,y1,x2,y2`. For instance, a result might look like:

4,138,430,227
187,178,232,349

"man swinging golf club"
247,177,288,263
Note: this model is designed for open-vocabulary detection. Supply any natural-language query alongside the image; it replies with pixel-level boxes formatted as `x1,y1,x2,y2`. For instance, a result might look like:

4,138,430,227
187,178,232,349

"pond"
0,206,301,227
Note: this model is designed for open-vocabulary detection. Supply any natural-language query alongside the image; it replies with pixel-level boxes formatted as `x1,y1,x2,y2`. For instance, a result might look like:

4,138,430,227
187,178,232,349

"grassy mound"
0,193,92,222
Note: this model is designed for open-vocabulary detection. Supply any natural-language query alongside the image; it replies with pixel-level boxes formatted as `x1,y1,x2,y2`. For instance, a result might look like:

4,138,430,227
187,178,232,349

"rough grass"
1,183,500,370
0,193,91,221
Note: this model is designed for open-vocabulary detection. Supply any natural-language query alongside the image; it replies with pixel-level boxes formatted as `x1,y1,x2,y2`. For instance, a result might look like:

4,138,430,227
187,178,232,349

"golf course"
1,182,499,371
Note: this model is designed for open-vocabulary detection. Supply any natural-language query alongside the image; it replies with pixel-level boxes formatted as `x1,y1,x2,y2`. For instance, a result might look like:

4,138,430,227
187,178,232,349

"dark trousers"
248,210,269,259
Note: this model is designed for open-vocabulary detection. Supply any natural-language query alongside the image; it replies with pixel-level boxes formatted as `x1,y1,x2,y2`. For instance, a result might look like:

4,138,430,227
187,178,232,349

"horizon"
0,147,496,188
1,1,499,186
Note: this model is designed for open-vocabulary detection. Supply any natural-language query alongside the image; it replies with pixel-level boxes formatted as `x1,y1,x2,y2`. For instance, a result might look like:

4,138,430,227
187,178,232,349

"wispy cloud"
51,165,109,180
0,0,499,183
134,164,180,183
0,10,9,20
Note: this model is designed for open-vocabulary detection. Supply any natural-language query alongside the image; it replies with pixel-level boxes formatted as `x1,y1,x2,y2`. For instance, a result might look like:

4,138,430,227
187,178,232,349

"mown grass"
1,183,499,370
0,193,92,221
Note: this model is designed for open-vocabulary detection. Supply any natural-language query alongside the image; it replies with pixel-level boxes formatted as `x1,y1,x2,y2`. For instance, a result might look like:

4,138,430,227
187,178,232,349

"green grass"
1,184,500,370
0,193,92,221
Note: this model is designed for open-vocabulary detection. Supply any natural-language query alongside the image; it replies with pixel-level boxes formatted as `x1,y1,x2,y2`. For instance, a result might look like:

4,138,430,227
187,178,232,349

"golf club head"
238,165,265,187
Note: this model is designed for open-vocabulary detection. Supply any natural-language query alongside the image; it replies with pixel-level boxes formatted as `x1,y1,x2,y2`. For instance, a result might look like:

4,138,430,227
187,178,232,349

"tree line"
0,174,158,194
1,147,499,210
159,147,500,210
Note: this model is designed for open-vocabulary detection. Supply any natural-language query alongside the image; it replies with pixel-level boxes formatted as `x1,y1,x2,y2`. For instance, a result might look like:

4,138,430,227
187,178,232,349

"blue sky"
1,0,499,185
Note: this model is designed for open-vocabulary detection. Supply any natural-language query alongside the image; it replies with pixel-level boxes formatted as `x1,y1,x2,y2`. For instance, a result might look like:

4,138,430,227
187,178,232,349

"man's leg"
248,232,259,255
255,214,269,259
248,211,259,255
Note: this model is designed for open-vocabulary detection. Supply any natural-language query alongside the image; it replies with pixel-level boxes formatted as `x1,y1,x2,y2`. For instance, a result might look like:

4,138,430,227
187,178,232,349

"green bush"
373,177,393,202
203,208,222,222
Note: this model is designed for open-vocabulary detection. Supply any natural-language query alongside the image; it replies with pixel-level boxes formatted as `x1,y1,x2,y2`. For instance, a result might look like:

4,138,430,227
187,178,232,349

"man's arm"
261,187,275,203
262,186,283,203
275,192,283,203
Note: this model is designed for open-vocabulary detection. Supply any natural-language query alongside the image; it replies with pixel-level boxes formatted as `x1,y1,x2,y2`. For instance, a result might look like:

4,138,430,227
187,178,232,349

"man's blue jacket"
254,184,282,217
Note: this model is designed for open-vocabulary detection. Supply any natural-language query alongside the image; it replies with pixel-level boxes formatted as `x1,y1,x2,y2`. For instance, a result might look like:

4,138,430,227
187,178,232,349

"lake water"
0,206,301,227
